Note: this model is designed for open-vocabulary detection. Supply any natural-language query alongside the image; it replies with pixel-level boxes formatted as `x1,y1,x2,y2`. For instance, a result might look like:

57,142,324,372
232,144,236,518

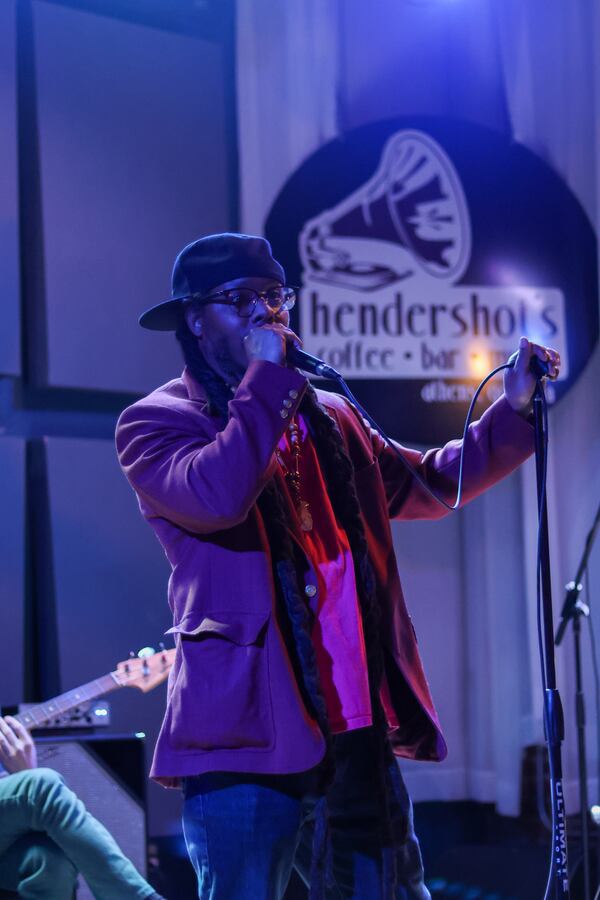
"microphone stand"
533,381,570,899
555,500,600,900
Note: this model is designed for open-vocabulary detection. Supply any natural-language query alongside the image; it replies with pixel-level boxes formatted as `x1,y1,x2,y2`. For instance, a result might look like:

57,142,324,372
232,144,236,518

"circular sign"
265,116,598,445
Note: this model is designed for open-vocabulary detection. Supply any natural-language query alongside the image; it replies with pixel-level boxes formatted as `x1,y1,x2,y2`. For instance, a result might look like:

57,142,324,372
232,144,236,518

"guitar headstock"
113,647,176,693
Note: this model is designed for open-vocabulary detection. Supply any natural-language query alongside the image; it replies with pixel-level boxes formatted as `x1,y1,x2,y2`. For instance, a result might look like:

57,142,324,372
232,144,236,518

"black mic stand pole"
533,380,570,899
555,500,600,900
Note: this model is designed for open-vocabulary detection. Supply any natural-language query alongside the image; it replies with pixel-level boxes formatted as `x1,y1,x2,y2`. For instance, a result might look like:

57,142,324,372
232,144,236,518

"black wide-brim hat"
139,232,286,331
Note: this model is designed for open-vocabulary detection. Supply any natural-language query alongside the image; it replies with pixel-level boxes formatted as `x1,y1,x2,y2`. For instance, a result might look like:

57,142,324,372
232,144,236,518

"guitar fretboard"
14,673,120,729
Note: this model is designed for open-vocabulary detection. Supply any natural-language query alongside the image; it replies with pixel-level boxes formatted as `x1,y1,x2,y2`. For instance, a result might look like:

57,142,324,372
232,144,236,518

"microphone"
286,344,340,379
507,350,551,379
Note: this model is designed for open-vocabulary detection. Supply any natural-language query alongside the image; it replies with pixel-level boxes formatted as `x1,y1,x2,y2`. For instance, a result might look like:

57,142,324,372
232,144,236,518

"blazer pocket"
167,611,274,752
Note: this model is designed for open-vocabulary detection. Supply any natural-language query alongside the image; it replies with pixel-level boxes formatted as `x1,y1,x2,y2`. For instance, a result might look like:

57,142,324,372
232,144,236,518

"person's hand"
503,337,561,416
0,716,37,772
243,324,302,366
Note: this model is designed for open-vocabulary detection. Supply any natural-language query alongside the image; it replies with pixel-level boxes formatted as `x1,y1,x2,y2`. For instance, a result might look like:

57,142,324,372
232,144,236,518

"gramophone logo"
297,129,567,384
300,130,471,289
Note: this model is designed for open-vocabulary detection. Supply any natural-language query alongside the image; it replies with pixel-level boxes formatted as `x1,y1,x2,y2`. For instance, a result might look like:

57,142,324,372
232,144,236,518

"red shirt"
277,414,399,734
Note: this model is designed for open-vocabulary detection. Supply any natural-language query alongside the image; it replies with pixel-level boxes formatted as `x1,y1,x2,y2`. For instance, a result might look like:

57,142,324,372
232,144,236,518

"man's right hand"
0,716,37,772
243,325,302,366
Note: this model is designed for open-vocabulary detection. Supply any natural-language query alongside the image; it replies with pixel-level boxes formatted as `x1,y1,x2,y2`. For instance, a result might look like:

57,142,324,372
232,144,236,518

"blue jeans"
182,729,430,900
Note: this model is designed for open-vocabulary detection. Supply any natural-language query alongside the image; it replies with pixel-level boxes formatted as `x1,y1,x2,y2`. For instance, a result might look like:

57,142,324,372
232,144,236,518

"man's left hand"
0,716,37,772
503,337,561,416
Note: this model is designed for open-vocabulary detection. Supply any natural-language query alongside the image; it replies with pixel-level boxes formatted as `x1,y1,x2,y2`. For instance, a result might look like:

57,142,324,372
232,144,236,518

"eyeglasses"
192,286,297,318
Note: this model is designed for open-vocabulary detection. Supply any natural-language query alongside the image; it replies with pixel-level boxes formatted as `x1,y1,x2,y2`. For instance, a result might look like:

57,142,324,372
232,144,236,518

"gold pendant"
299,503,313,532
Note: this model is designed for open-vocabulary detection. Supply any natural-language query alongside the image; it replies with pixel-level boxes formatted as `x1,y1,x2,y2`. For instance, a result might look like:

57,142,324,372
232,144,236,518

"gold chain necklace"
275,419,313,532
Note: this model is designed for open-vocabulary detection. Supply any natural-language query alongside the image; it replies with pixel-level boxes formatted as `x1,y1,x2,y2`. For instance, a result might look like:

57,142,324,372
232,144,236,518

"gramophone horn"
300,130,471,291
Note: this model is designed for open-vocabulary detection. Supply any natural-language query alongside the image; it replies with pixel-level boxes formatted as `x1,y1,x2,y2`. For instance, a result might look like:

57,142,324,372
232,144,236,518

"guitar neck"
14,673,120,730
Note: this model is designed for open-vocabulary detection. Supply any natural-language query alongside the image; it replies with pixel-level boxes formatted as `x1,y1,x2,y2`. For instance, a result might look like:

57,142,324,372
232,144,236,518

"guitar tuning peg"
159,642,165,652
129,651,136,658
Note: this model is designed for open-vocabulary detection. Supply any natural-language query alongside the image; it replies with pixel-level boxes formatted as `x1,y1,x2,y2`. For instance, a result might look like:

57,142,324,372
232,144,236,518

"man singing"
116,233,560,899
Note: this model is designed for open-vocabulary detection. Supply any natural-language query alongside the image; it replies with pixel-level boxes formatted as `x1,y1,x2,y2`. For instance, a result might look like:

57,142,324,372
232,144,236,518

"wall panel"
0,0,21,376
46,435,182,834
34,0,232,393
0,439,25,705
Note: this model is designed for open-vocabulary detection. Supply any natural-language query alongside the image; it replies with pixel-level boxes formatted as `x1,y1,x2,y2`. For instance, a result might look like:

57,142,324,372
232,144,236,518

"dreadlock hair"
176,321,405,897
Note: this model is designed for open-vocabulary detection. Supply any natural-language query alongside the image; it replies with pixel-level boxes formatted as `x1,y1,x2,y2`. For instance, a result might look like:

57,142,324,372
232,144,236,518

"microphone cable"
325,358,540,513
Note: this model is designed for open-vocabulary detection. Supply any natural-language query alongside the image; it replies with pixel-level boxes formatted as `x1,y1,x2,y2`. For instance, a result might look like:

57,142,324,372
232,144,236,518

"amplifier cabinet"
34,733,147,900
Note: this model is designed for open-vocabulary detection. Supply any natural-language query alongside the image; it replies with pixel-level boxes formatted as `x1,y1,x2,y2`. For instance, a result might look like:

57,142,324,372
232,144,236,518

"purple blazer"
116,360,533,784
